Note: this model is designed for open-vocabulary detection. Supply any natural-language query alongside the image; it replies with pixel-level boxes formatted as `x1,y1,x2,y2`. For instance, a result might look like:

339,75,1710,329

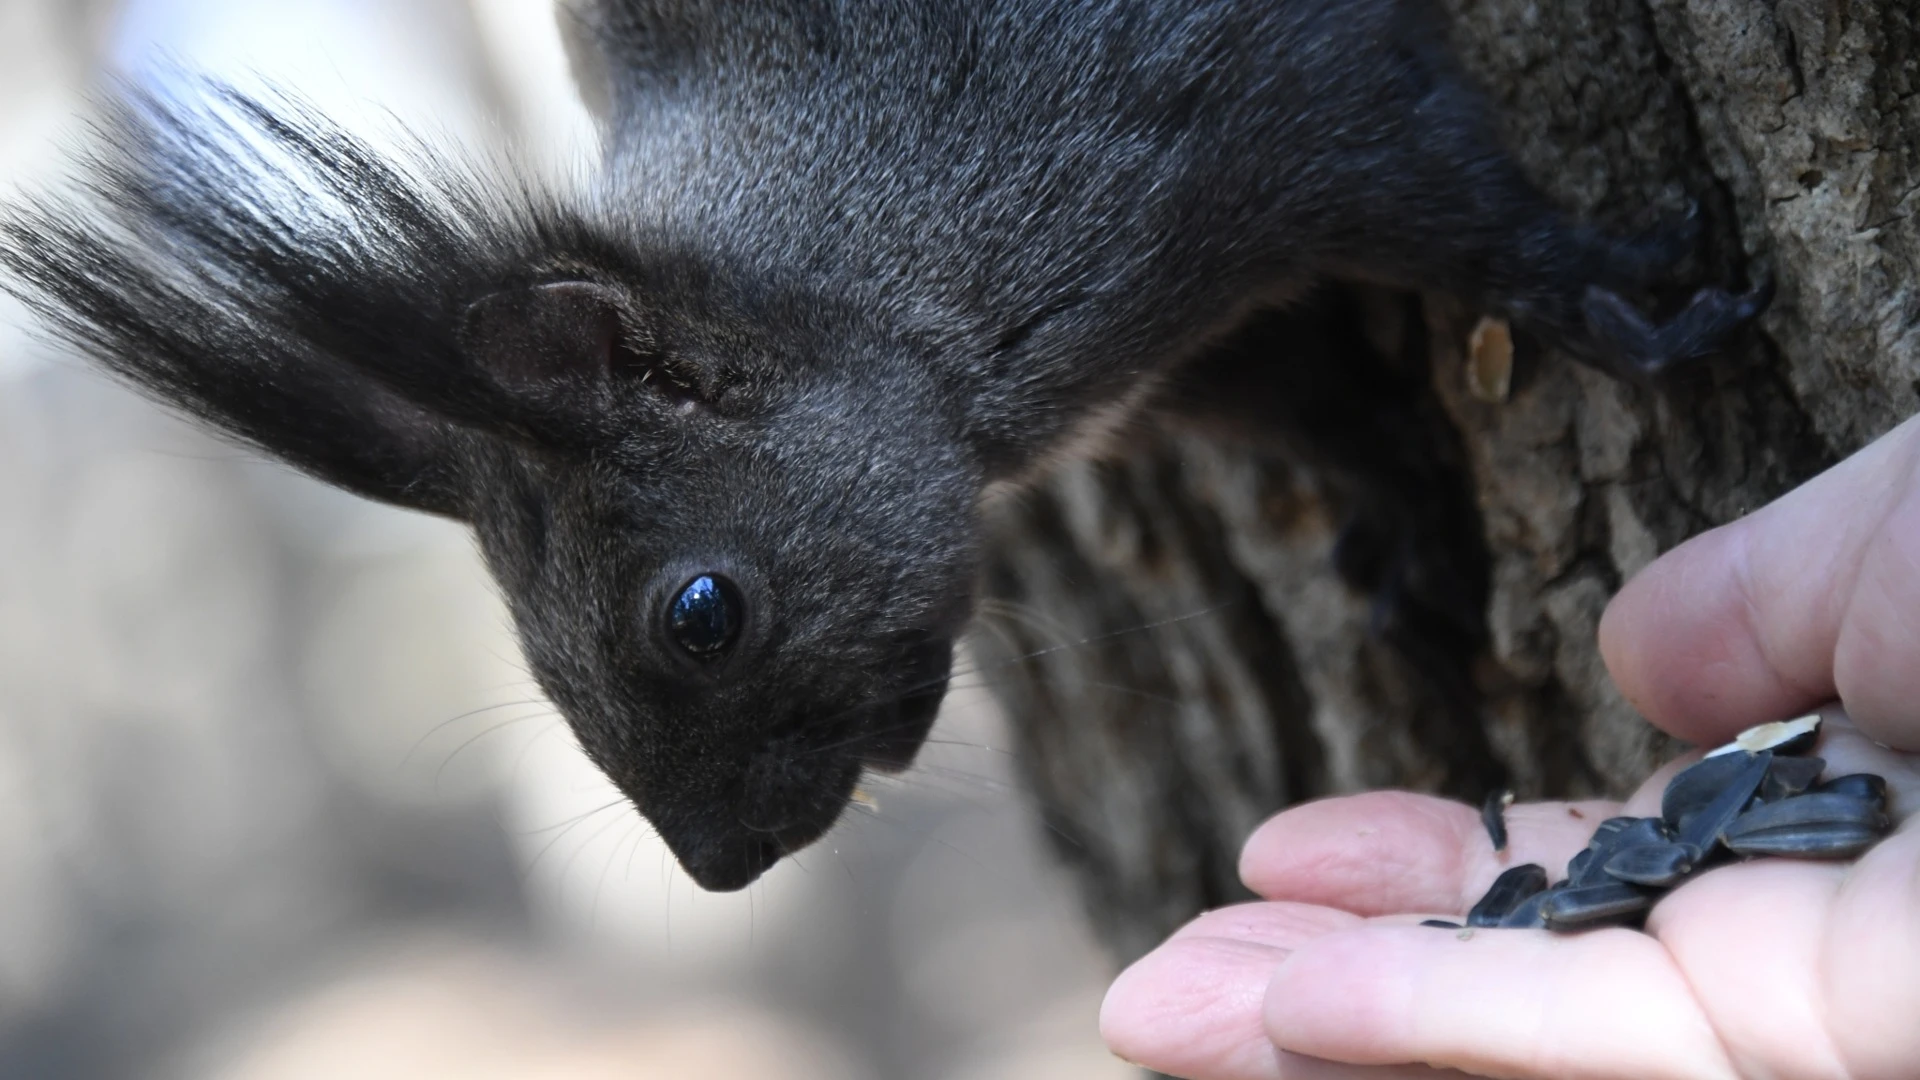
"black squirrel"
0,0,1769,890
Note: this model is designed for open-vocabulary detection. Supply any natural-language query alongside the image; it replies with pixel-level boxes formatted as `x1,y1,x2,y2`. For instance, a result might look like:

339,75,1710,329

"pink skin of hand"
1100,414,1920,1080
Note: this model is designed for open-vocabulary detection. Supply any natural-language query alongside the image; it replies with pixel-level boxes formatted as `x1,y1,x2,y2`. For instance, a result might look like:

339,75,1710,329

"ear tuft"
0,86,629,516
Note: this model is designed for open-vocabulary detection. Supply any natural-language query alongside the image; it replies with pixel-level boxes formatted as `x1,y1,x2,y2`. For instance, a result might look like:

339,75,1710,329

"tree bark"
976,1,1917,965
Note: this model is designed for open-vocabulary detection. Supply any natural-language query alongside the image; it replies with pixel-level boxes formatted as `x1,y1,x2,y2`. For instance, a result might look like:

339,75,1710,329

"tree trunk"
975,1,1917,965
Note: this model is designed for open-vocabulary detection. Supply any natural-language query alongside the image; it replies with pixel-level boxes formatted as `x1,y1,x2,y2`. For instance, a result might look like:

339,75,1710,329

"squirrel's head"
458,280,980,890
1,91,982,890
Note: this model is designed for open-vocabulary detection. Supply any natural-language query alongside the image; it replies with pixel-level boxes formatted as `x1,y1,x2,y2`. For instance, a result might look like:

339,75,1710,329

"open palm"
1103,414,1920,1080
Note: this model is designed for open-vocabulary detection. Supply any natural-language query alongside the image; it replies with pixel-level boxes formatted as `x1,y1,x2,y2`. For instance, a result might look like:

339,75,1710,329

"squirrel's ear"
461,281,626,396
438,280,649,447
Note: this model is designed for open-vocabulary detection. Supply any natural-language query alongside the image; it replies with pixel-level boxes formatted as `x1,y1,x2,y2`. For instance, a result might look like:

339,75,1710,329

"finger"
1103,904,1365,1079
1169,901,1367,949
1645,854,1858,1079
1239,791,1620,916
1822,826,1920,1079
1789,710,1920,1076
1600,413,1920,750
1103,927,1289,1080
1832,480,1920,750
1273,1051,1475,1080
1264,924,1738,1080
1110,911,1501,1080
1814,705,1920,819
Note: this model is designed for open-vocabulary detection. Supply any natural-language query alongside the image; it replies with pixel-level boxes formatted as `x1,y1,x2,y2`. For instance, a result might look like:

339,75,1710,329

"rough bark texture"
975,1,1917,964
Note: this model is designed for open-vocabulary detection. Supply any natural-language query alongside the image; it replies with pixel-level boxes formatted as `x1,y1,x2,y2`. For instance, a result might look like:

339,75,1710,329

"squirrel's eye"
666,574,743,660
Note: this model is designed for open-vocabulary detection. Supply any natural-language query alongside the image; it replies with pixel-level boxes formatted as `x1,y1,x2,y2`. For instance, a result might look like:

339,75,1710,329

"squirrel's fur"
1,0,1767,889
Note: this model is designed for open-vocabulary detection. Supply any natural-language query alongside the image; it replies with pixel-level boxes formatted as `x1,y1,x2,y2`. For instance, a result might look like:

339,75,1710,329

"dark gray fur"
1,0,1769,890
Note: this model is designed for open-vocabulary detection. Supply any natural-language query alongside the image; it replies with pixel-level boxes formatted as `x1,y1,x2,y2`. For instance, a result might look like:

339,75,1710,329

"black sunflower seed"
1812,773,1888,811
1541,881,1652,930
1509,709,1889,937
1610,817,1673,849
1467,864,1548,928
1498,888,1554,930
1566,848,1595,886
1571,817,1669,887
1663,752,1765,832
1757,756,1826,803
1722,792,1890,858
1482,789,1514,852
1676,750,1773,856
1727,791,1887,831
1603,841,1699,887
1725,821,1884,859
1591,817,1637,841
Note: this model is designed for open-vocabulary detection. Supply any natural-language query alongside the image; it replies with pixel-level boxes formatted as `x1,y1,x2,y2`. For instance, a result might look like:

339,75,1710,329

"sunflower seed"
1663,751,1766,830
1603,841,1699,886
1813,773,1887,810
1676,750,1773,855
1498,888,1554,929
1482,709,1889,938
1482,789,1514,852
1725,821,1884,859
1721,792,1889,858
1565,847,1595,886
1541,881,1652,930
1561,823,1624,886
1611,817,1673,848
1592,816,1636,841
1467,863,1548,927
1421,919,1463,929
1570,817,1670,887
1728,791,1887,831
1757,756,1826,802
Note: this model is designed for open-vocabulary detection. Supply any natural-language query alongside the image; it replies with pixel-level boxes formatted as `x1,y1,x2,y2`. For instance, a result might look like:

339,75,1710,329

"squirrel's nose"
637,743,862,890
665,782,845,891
676,833,785,892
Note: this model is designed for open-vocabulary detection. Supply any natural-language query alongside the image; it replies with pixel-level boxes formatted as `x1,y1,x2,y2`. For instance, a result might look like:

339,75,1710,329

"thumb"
1599,413,1920,751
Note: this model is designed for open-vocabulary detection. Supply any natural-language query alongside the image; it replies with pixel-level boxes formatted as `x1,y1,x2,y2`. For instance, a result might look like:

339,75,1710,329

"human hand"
1100,415,1920,1080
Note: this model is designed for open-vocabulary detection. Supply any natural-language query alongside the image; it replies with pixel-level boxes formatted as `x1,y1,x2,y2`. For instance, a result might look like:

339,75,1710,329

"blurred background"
0,2,1131,1077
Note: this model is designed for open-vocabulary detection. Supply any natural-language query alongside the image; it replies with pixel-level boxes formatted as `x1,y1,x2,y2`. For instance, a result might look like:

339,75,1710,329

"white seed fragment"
1705,713,1821,758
